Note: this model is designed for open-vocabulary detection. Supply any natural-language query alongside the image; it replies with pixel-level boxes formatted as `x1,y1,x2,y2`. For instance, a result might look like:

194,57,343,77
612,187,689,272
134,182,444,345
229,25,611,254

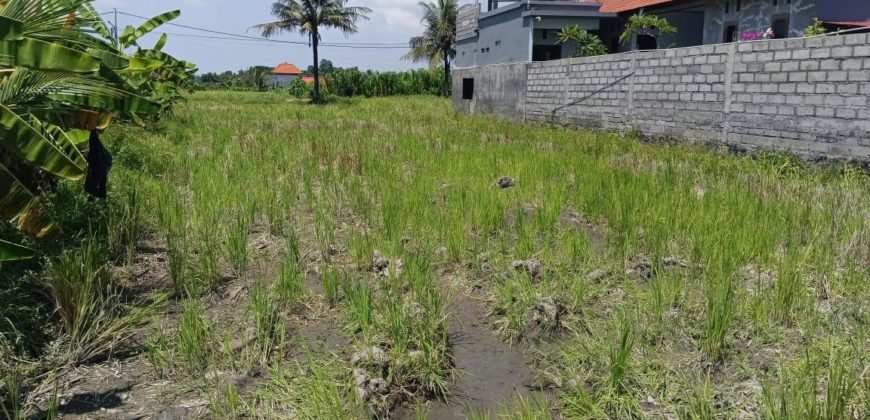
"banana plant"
118,10,180,50
0,0,194,261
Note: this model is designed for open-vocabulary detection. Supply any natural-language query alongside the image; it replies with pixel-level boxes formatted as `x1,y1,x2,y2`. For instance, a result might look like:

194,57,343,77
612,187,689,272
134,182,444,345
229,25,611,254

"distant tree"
405,0,457,97
619,13,677,50
306,59,336,75
805,18,827,36
254,0,371,102
199,72,220,83
556,25,607,58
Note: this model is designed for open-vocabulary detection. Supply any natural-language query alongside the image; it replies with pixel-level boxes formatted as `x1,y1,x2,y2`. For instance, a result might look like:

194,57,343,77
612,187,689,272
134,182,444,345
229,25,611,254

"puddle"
405,293,536,418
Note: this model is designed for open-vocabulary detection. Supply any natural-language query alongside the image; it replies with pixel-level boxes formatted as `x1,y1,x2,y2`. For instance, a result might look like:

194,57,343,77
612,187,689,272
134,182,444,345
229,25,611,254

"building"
609,0,870,47
269,63,303,88
455,0,870,68
456,1,620,68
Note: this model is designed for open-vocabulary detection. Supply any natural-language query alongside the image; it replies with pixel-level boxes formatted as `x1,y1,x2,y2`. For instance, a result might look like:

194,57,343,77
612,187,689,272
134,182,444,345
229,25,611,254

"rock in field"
353,368,389,402
497,176,515,189
351,346,390,369
512,259,542,281
586,269,610,283
372,250,390,277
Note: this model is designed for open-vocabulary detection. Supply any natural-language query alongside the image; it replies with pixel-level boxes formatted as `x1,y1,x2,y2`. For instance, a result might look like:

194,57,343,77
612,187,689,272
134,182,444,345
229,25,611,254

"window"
724,23,738,42
736,0,741,11
542,29,548,40
725,2,729,13
637,35,657,50
772,14,789,38
462,78,474,100
495,40,501,46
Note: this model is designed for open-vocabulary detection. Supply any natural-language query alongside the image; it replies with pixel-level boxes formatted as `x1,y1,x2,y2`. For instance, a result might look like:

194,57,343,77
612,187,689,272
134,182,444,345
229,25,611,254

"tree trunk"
312,33,321,102
443,55,450,97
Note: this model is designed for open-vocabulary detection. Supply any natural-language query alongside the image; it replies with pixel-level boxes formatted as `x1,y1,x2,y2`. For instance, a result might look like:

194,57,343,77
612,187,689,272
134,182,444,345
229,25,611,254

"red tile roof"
271,62,302,75
301,76,324,85
600,0,675,13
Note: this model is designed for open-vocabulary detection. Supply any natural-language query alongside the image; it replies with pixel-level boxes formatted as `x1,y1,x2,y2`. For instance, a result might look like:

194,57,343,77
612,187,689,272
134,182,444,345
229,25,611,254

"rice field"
3,91,870,419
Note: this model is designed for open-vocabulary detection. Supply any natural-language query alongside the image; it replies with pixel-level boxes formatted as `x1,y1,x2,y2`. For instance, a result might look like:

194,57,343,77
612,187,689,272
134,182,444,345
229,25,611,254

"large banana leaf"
47,89,161,116
0,37,100,73
0,104,86,180
0,238,34,261
87,48,164,71
0,163,55,239
119,10,180,48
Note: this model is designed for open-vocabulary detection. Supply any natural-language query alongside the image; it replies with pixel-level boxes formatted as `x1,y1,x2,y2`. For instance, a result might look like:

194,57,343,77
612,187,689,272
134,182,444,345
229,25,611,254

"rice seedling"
42,238,162,363
226,203,255,277
608,316,635,394
342,276,374,334
249,281,283,348
108,185,143,265
704,272,735,362
275,259,305,309
321,266,342,307
176,300,214,372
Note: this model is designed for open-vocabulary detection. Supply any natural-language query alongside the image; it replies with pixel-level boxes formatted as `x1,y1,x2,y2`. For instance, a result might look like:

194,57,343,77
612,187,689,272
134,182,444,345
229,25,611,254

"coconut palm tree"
254,0,371,102
405,0,457,97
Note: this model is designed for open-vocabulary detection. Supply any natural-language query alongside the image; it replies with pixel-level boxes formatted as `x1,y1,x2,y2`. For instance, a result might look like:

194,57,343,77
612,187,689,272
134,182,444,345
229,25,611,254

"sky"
92,0,476,74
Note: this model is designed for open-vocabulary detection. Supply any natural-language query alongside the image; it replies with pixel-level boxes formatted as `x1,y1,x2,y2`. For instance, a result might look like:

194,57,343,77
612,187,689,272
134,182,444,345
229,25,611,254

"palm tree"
619,13,677,50
254,0,371,102
405,0,457,97
556,24,607,58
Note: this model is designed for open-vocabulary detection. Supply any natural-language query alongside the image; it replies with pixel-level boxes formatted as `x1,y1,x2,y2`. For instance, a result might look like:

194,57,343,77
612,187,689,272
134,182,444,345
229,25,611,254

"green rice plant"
704,272,735,362
209,381,243,418
1,369,23,420
321,266,341,307
43,238,162,363
249,281,283,348
145,326,173,378
108,185,143,265
226,204,254,277
176,300,213,372
492,273,537,342
761,350,860,420
285,229,301,265
498,394,554,419
260,356,367,419
275,259,305,310
195,229,222,290
341,276,373,334
680,375,714,420
770,260,806,325
608,317,635,394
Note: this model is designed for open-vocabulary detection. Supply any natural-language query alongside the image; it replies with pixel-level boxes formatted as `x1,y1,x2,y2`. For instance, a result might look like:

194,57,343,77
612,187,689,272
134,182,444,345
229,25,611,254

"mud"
414,293,537,418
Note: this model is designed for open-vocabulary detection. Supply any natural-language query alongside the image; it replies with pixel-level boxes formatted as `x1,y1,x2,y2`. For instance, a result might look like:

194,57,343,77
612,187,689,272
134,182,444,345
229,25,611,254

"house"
455,1,620,68
270,63,303,88
608,0,870,47
455,0,870,68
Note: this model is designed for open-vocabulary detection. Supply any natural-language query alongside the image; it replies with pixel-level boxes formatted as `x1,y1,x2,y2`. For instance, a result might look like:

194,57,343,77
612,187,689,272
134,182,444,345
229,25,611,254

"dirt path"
401,289,536,419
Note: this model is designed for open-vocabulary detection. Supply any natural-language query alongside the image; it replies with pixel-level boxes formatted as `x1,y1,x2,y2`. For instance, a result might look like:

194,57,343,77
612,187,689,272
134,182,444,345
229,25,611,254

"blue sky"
92,0,474,73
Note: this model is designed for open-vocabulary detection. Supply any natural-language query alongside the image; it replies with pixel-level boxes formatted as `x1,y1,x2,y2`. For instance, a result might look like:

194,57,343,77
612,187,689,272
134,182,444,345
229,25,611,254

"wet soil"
402,291,537,418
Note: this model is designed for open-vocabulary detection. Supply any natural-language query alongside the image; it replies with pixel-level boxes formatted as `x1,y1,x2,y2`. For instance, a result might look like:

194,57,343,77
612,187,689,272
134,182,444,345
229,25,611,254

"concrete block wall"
455,33,870,161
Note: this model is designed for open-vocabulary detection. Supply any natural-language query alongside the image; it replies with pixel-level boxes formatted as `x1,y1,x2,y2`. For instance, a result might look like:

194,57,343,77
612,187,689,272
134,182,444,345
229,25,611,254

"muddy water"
419,294,535,418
